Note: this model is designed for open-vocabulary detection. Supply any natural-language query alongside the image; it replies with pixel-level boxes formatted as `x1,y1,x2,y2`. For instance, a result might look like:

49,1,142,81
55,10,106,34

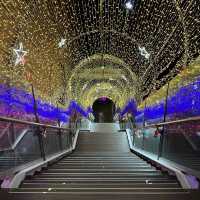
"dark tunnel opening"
92,97,116,123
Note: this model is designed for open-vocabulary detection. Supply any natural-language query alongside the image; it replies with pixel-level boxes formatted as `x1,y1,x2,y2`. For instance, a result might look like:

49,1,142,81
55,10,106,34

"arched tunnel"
0,1,200,199
0,0,199,109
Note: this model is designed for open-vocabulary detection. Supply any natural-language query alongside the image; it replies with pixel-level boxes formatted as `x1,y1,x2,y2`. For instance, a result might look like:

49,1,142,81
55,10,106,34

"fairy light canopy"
0,0,199,108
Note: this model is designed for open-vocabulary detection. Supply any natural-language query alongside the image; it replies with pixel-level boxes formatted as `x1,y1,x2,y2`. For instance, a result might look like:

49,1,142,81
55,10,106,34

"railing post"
57,122,63,151
69,129,73,148
31,84,46,161
58,128,63,151
158,82,170,160
142,100,147,150
80,117,81,128
10,121,15,144
56,104,63,151
75,119,78,130
128,116,135,146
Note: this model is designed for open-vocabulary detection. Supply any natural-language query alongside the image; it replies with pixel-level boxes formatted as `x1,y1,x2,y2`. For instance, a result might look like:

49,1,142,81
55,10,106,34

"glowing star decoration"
82,83,88,90
139,46,150,60
58,38,66,48
122,75,128,81
13,43,27,66
125,1,134,10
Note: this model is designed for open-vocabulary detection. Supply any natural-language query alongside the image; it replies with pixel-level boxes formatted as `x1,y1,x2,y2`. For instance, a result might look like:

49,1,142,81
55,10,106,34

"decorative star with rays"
13,42,28,66
58,38,66,48
125,1,134,10
139,46,150,60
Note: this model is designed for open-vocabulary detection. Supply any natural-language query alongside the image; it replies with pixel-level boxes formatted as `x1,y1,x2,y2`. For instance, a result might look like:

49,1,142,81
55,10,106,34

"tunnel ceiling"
0,0,199,107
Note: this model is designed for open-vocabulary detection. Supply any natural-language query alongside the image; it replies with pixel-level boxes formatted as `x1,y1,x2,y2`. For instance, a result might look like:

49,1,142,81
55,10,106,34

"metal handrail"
136,116,200,129
0,116,71,131
0,116,78,156
123,115,200,155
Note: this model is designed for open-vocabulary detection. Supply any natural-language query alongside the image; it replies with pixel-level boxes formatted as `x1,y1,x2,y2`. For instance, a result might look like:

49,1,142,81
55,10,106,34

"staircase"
4,131,199,199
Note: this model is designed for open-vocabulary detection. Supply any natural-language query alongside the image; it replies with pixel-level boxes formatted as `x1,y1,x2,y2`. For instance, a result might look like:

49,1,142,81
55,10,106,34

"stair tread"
18,131,183,195
3,192,198,200
21,183,180,189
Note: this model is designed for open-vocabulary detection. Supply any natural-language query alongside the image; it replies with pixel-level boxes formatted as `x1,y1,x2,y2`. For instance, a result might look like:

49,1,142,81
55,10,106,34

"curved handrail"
0,116,71,131
132,116,200,151
120,116,200,130
0,116,73,153
142,116,200,128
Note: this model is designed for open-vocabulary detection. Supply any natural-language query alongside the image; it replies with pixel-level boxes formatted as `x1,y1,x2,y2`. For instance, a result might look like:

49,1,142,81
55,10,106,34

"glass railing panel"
43,128,61,155
162,122,200,171
133,130,144,149
14,129,42,164
0,117,77,173
0,121,28,150
143,127,160,155
61,131,71,150
0,121,12,150
122,122,128,130
0,129,41,172
80,118,90,130
131,118,200,172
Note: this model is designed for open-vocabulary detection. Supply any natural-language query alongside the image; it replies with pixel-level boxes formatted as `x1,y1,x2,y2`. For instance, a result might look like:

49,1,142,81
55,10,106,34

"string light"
0,0,199,109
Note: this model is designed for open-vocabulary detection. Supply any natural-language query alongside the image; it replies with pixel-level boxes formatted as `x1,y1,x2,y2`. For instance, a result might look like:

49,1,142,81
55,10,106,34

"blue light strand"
120,99,137,117
0,84,89,123
121,77,200,124
66,100,90,117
